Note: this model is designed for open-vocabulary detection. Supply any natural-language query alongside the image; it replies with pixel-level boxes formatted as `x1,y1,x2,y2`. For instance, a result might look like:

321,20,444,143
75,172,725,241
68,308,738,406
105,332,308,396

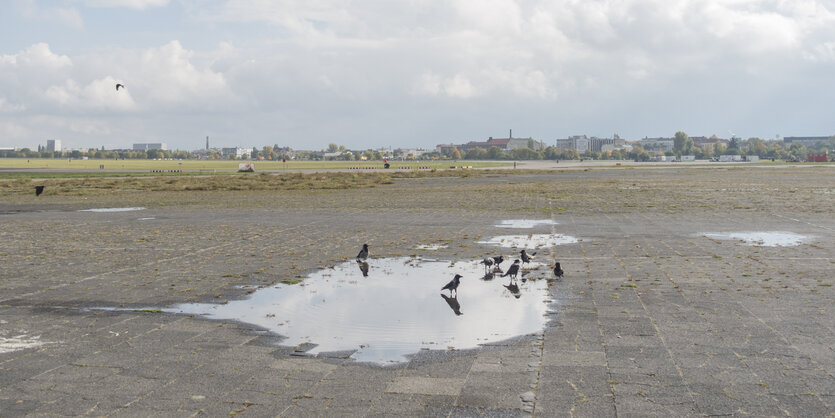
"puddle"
702,231,809,247
414,244,449,250
478,234,579,249
136,217,157,221
78,207,146,213
495,219,558,228
165,257,553,364
0,334,49,354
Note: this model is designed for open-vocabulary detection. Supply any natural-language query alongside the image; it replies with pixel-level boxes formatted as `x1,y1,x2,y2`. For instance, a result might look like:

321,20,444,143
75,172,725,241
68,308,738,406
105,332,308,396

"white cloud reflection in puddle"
166,257,553,365
78,207,146,213
478,234,579,249
495,219,558,228
702,231,810,247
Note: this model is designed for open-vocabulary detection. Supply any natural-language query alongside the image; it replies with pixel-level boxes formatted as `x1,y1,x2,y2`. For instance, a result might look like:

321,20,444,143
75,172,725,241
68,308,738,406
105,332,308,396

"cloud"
79,0,170,9
15,0,84,28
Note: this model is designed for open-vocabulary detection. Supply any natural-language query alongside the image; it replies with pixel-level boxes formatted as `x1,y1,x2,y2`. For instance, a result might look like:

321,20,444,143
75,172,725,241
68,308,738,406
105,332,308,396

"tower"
206,136,209,150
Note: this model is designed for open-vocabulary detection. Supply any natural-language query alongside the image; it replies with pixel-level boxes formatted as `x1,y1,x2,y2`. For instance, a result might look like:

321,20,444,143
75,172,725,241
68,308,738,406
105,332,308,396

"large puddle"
166,257,553,364
478,234,579,249
495,219,558,228
702,231,810,247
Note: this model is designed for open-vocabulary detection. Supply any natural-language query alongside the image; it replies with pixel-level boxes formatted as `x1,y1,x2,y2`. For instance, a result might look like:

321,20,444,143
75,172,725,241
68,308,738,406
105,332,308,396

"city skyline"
1,1,834,151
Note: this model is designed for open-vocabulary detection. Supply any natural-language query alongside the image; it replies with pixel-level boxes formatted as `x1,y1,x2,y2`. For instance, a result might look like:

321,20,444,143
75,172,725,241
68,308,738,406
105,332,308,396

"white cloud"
79,0,170,9
16,0,84,28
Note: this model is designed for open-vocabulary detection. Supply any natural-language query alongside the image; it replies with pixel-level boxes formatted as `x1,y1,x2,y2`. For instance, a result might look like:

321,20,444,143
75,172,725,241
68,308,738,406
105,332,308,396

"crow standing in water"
520,249,536,264
553,262,564,279
501,259,521,280
480,257,494,271
356,244,369,261
441,274,462,296
35,185,45,196
491,255,504,269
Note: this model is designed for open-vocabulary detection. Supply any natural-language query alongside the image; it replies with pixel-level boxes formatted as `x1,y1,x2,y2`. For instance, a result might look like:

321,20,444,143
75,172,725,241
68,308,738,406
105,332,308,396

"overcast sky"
1,0,833,151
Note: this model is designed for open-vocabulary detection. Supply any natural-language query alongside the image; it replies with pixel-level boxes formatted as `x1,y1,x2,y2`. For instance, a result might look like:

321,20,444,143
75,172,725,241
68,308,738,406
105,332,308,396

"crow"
553,262,564,279
440,294,462,316
502,259,521,280
480,257,494,271
520,249,536,264
35,185,45,196
491,255,504,267
441,274,462,296
356,244,369,261
116,83,125,91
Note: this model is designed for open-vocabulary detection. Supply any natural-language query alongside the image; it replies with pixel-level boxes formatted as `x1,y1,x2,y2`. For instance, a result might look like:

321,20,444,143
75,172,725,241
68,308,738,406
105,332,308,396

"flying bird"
115,83,125,91
553,262,564,279
441,274,462,296
356,244,369,261
501,259,521,280
520,249,536,264
35,185,45,196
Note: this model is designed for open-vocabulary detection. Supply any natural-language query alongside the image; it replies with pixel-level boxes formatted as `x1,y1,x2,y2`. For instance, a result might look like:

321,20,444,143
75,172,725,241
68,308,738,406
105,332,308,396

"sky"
1,0,834,151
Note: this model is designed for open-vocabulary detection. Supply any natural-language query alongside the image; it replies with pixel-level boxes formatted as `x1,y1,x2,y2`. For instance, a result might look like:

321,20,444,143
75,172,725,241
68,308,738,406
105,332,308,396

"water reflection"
496,219,558,228
166,257,551,364
440,294,463,316
357,260,369,277
478,234,579,249
77,207,146,213
702,231,810,247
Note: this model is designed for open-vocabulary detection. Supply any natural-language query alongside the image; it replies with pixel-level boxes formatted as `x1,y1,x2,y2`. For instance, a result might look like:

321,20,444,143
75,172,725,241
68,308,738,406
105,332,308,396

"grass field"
0,158,508,173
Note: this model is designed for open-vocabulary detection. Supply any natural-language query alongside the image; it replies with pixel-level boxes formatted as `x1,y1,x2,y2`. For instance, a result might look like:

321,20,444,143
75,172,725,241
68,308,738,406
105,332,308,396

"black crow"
501,259,521,280
440,294,462,316
356,244,369,260
480,257,494,271
491,255,504,267
520,249,536,264
116,83,125,91
441,274,462,296
357,260,369,277
553,262,564,279
35,185,45,196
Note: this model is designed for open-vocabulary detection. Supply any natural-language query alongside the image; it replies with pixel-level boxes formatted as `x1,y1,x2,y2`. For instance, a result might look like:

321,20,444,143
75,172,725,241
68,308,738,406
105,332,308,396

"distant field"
0,158,508,173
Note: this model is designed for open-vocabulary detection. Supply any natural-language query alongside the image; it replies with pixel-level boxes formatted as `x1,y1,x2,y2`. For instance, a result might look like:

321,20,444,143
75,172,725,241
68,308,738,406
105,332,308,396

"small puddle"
137,217,157,221
414,244,449,250
478,234,579,249
495,219,558,228
78,207,146,213
0,334,49,354
165,257,554,364
702,231,810,247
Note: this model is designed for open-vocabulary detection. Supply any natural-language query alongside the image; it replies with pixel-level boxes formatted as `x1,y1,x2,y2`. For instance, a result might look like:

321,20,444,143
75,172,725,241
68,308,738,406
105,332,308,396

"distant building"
437,135,535,154
221,147,254,159
557,135,626,153
783,136,832,147
638,137,674,153
46,139,62,152
133,143,167,151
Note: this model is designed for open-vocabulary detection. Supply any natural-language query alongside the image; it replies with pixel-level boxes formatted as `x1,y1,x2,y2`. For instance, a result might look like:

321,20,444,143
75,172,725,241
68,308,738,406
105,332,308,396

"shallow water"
478,234,579,249
77,207,146,213
702,231,809,247
495,219,558,229
414,244,449,250
167,257,553,364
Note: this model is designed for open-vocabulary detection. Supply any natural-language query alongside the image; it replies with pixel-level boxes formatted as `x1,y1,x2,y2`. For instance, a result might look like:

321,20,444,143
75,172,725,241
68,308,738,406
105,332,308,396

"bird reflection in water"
503,279,521,299
356,260,369,277
480,272,495,281
440,294,463,316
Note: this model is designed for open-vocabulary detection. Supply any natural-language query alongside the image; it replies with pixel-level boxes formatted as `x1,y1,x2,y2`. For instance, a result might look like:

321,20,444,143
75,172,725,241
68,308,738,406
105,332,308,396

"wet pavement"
1,165,834,416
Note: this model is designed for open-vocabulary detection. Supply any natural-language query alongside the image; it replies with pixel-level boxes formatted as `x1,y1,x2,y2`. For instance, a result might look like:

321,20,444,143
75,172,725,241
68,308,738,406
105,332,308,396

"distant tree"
561,149,580,160
673,131,694,155
511,148,542,160
462,148,483,159
327,143,339,153
728,137,740,151
486,146,506,160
